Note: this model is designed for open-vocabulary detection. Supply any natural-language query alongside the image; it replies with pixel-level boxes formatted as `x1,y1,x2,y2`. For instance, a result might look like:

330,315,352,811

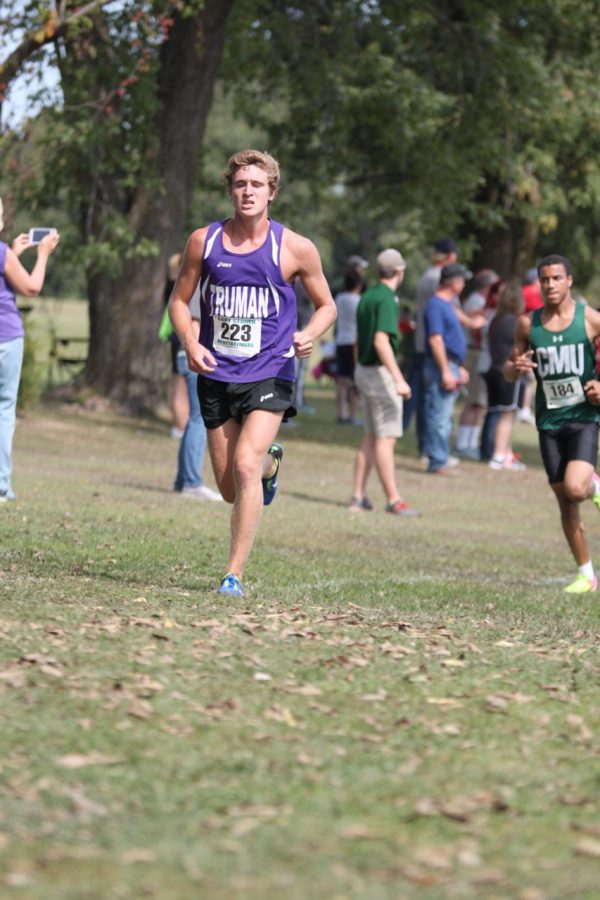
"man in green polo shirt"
350,249,419,516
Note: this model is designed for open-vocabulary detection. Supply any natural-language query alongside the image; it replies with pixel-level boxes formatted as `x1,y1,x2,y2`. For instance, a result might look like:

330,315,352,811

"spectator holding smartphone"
0,197,60,501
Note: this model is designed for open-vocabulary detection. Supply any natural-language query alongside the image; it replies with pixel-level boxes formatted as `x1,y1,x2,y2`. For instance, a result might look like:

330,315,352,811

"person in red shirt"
522,267,543,312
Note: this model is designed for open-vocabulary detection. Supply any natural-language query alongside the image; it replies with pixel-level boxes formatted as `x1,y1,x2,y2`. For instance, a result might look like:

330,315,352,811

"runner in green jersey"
505,254,600,594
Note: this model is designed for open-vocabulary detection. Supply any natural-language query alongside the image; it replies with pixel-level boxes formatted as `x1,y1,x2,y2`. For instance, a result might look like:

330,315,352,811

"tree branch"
0,1,113,97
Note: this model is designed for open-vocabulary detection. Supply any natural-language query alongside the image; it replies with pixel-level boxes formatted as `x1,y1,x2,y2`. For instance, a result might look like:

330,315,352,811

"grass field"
1,390,599,899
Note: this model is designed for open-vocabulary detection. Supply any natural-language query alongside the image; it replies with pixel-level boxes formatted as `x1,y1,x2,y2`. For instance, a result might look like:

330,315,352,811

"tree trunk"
83,0,235,411
466,174,539,281
471,217,538,281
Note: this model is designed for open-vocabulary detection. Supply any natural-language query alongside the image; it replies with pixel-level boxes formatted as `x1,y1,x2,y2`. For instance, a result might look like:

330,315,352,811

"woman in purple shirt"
0,197,60,501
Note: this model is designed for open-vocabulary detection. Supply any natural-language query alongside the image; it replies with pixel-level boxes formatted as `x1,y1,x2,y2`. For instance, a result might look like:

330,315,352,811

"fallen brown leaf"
264,705,297,727
414,845,454,871
285,684,322,697
0,669,26,688
485,694,509,712
426,697,464,709
340,823,380,840
231,817,260,837
127,699,153,720
120,849,158,863
54,752,125,769
414,797,438,817
574,837,600,858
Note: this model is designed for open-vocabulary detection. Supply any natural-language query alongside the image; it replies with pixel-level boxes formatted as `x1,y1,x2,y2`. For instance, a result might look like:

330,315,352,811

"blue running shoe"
218,572,244,597
262,443,283,506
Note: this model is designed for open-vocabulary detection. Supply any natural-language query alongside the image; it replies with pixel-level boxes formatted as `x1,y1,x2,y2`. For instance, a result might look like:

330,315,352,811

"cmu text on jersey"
535,343,585,378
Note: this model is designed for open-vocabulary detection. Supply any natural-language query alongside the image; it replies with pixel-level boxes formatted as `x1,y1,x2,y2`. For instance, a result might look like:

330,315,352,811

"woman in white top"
335,270,364,423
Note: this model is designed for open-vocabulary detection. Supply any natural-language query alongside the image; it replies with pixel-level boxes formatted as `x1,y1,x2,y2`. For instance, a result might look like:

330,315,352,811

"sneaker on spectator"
386,499,420,517
349,496,373,512
447,454,463,466
454,448,477,461
489,455,527,471
180,484,223,501
517,408,536,425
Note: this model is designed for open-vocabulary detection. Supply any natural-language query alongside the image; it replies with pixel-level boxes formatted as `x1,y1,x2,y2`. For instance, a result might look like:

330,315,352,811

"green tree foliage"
221,0,600,282
1,0,235,410
2,1,600,410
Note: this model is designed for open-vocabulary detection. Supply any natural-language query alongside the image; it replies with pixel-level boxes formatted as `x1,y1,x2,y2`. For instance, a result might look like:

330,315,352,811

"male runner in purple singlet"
169,150,337,597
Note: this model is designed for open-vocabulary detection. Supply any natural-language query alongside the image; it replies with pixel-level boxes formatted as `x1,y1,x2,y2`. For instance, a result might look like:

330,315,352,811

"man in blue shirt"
424,263,472,474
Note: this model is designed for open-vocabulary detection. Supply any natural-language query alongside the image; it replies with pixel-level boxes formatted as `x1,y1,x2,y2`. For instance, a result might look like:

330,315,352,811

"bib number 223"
214,316,261,359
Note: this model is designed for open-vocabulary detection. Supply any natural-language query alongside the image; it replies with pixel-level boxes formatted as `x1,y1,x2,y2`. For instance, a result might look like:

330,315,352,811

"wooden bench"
49,336,89,380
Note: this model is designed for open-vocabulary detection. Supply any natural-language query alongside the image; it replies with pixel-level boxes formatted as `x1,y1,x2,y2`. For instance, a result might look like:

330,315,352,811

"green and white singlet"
530,302,599,431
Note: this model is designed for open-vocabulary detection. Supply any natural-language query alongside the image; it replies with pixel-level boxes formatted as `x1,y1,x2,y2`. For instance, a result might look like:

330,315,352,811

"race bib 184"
213,316,261,358
542,376,585,409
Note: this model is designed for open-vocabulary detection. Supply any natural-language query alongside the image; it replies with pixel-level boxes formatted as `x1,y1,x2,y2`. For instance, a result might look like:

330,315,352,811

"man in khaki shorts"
350,249,419,516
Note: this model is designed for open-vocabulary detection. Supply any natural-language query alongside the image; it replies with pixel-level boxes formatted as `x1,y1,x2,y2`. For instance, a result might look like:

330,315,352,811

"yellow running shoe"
564,573,598,594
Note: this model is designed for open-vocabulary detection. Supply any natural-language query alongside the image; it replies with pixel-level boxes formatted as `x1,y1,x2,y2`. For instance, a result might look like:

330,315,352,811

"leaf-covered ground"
1,395,599,899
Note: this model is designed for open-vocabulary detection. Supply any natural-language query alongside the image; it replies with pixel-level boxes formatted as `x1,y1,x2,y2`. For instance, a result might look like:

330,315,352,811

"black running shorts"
538,421,599,484
336,344,355,380
484,367,521,411
197,375,297,429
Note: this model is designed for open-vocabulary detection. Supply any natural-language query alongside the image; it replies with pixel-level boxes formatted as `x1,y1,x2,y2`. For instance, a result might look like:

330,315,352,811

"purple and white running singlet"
199,219,298,383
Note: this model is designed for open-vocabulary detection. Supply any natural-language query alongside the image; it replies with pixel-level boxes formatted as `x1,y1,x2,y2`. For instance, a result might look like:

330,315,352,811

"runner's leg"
226,409,284,578
206,418,242,504
562,459,596,503
552,479,591,566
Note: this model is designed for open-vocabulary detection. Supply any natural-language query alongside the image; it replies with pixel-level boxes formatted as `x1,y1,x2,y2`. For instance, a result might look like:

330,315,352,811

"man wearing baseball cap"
347,254,369,273
351,248,419,515
410,238,459,459
423,263,473,475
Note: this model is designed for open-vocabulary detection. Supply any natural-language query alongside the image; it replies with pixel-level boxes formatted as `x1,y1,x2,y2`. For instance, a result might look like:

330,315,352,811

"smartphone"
28,227,56,245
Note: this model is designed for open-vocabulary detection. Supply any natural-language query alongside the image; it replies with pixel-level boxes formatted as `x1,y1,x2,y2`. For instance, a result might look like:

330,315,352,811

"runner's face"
230,165,275,217
540,264,572,307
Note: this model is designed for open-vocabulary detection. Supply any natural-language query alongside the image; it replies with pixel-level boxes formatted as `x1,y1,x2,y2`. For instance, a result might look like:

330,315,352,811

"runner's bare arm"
282,231,337,358
168,228,217,374
504,314,535,382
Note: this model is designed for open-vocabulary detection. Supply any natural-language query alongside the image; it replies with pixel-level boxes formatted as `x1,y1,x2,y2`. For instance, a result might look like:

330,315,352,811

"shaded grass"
1,393,599,899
